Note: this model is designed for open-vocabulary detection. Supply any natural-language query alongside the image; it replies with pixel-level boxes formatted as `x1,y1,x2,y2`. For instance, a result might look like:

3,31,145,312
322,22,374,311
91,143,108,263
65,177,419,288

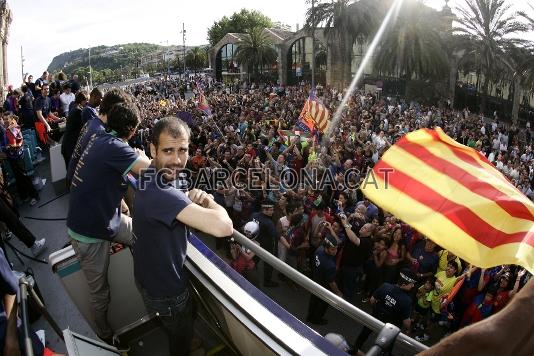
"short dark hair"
75,91,89,105
99,88,131,116
90,87,103,99
107,102,140,139
151,117,190,148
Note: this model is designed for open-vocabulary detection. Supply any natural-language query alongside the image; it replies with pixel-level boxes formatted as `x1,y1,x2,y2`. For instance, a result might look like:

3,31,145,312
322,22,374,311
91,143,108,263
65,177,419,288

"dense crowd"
0,70,532,354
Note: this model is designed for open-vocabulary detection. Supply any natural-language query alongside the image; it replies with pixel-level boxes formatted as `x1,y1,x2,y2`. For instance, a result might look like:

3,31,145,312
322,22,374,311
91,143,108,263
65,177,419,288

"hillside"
47,43,165,84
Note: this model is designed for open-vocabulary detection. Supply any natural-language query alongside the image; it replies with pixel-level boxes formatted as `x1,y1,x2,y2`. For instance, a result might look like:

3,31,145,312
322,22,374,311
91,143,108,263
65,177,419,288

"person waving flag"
362,127,534,273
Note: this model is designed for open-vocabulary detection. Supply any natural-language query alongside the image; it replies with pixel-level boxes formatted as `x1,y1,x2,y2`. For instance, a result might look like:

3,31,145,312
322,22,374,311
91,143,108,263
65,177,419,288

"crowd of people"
0,69,532,355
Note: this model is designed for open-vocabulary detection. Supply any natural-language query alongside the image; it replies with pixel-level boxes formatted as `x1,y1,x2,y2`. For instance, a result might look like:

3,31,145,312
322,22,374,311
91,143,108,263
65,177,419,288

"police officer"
353,269,417,352
252,201,279,287
306,234,343,325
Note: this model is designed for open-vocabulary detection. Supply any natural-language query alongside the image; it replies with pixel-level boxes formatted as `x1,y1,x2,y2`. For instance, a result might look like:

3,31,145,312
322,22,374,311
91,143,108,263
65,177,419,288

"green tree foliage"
47,43,163,84
454,0,527,114
207,9,273,46
374,0,449,80
235,27,277,82
305,0,378,88
185,47,209,71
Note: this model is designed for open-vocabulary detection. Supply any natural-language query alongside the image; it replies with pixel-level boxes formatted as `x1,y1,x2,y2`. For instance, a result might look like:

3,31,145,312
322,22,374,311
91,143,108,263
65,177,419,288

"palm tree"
500,44,534,124
454,0,527,115
305,0,378,89
373,1,449,82
185,47,208,72
235,27,277,82
518,3,534,30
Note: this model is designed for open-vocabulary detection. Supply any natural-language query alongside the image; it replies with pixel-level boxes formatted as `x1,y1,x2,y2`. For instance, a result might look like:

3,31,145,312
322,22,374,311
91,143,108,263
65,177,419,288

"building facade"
0,0,11,98
139,46,195,70
208,27,375,88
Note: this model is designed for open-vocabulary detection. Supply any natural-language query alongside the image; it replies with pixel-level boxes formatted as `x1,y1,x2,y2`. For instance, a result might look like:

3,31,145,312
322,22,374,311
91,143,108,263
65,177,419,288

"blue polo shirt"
81,105,98,124
133,168,192,298
67,132,139,241
66,117,106,183
33,94,51,117
313,246,337,288
372,283,412,327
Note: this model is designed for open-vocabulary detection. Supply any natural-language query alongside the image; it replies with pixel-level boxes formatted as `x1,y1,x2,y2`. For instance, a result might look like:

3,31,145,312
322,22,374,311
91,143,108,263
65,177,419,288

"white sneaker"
29,198,38,206
31,238,46,257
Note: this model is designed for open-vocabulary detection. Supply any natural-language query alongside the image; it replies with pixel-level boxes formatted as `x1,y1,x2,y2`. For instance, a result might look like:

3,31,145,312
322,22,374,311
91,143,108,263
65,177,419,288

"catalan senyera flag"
299,90,331,133
362,128,534,273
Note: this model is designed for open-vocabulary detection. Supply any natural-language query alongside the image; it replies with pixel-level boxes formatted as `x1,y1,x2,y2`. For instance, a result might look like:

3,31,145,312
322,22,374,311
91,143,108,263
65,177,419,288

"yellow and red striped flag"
299,91,331,133
362,128,534,273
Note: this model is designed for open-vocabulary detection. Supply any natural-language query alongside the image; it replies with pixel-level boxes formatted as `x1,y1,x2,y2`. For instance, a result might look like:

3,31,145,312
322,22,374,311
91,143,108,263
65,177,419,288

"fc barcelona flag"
362,128,534,273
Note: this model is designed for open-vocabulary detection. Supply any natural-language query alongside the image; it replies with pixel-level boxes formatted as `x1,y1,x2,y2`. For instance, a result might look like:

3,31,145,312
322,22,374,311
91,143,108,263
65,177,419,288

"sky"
5,0,533,86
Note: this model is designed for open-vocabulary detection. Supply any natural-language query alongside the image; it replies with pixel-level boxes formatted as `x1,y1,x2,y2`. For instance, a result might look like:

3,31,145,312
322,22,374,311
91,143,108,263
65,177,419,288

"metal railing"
231,229,428,355
19,276,65,356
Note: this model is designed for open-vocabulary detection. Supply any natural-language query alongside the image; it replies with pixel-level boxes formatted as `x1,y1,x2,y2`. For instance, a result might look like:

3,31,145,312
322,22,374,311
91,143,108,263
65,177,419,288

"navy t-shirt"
66,117,106,183
67,132,139,241
33,95,50,117
372,283,412,327
313,246,337,288
411,247,439,275
133,169,192,298
81,105,98,124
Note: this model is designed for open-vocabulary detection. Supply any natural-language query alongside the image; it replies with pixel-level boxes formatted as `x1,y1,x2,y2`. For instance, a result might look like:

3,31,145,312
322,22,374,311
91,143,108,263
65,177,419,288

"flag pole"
311,0,316,89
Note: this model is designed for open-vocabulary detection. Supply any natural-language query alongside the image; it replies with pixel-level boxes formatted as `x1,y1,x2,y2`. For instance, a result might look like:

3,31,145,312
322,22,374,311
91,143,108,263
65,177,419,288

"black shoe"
263,280,279,287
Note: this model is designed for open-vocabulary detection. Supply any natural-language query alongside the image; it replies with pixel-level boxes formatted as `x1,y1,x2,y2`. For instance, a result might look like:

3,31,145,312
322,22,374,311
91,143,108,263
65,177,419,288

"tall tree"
235,27,277,82
501,44,534,124
374,1,449,81
208,9,273,47
185,47,208,72
454,0,527,115
305,0,378,89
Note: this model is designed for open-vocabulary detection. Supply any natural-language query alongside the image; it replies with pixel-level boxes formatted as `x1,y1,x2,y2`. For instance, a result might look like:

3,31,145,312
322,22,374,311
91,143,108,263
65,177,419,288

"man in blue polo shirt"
66,102,150,346
353,269,416,353
66,88,131,185
306,235,343,325
133,117,233,356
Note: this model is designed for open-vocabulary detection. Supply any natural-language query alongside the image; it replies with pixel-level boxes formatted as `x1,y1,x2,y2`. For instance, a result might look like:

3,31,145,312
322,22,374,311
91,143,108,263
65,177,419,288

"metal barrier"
19,276,65,356
231,229,428,354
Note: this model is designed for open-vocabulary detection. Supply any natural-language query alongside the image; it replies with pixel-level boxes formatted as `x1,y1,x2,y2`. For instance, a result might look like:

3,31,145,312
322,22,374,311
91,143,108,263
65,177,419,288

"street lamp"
181,23,186,77
88,46,93,89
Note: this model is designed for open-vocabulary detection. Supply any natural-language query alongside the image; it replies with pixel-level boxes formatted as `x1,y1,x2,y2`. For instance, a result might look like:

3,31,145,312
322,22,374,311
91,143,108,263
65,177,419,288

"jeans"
139,286,193,356
0,196,35,248
8,157,38,201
